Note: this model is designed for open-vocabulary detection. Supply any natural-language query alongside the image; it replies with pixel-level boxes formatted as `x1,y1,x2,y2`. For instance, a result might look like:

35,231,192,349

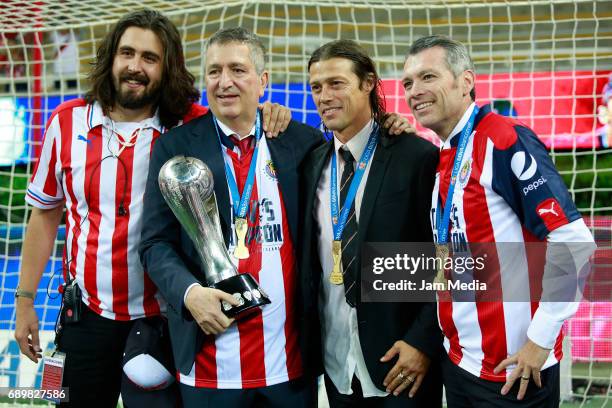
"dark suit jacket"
139,110,324,375
298,128,442,400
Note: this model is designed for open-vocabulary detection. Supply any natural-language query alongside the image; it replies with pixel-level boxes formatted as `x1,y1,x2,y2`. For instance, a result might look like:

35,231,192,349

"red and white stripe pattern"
179,136,302,389
27,99,168,320
432,107,572,382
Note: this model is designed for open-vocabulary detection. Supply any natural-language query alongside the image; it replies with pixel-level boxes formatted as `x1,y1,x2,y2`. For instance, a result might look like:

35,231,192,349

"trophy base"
212,274,271,318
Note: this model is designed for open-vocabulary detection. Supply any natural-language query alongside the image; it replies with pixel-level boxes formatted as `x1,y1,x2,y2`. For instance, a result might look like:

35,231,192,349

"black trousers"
179,376,317,408
56,304,134,408
324,372,443,408
442,353,560,408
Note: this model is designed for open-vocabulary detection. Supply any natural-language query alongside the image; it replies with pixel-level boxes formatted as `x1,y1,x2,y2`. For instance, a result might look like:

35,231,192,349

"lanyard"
213,112,262,219
436,106,479,244
330,125,378,241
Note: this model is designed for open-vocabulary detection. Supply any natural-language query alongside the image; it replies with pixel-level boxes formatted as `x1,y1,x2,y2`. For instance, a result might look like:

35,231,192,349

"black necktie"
339,147,358,307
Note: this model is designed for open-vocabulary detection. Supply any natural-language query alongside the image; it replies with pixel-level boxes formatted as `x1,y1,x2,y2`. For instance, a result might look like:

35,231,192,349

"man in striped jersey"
402,35,596,407
14,10,293,408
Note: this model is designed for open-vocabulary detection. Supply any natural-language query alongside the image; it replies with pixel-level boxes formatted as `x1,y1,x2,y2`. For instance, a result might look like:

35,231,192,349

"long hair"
308,39,387,126
84,9,200,128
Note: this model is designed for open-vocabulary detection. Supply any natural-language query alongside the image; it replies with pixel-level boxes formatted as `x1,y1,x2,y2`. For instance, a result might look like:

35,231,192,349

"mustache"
119,72,149,85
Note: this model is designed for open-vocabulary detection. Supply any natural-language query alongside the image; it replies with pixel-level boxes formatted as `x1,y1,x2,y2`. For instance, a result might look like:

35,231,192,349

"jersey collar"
443,102,491,149
87,101,164,133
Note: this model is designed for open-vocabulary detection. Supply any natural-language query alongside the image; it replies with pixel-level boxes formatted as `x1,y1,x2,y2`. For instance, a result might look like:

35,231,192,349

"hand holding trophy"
158,156,271,318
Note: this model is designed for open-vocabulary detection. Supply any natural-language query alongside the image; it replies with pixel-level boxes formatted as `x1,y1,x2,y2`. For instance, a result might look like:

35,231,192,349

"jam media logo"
263,159,277,181
510,151,537,181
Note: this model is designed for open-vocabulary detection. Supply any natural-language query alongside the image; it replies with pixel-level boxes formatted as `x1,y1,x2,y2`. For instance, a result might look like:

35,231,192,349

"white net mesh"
0,0,610,406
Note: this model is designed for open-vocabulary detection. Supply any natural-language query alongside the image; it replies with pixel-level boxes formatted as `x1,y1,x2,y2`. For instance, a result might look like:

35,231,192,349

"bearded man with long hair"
14,9,291,407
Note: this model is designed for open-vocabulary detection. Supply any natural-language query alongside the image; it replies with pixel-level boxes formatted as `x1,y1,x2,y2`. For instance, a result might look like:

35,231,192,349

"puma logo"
538,202,558,217
77,135,91,144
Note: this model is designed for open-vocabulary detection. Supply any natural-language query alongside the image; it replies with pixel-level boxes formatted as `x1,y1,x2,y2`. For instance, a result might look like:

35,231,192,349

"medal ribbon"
330,125,378,241
436,106,479,244
213,111,262,220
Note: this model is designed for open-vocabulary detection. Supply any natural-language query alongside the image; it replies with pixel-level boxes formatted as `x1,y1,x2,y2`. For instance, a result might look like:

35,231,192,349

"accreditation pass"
39,349,69,403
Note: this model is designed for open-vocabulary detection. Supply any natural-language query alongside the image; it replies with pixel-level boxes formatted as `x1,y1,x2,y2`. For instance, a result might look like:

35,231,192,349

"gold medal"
329,240,343,284
233,217,250,259
435,243,450,290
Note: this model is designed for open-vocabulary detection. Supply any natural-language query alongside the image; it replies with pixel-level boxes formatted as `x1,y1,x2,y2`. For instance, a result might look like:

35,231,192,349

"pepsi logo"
511,151,537,181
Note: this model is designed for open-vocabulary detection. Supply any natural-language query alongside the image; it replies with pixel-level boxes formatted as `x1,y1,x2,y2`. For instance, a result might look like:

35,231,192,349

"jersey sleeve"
490,124,581,240
25,112,64,209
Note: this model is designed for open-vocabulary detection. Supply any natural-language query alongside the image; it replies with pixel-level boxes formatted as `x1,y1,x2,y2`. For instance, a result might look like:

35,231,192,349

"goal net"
0,0,610,406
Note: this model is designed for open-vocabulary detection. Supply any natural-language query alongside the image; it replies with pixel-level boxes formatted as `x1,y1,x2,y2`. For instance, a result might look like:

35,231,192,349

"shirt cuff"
25,185,64,209
527,308,564,349
184,283,201,304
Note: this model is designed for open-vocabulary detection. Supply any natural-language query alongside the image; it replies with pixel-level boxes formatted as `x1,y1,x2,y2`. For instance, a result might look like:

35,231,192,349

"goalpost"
0,0,610,406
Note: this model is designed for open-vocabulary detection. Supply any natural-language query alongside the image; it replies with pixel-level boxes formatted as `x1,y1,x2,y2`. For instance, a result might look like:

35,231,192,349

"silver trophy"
158,155,270,317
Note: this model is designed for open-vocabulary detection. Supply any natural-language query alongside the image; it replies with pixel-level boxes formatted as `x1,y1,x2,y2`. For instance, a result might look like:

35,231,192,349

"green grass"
0,165,29,224
553,151,612,215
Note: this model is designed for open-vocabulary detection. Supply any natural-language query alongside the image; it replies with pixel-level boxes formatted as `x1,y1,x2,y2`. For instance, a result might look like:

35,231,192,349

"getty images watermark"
372,252,487,291
360,242,602,303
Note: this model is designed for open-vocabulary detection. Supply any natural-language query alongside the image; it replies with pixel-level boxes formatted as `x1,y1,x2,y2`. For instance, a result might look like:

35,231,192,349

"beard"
113,71,161,110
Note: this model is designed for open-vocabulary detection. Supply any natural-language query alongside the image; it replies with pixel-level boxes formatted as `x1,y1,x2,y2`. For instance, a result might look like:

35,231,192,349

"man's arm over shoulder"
139,129,199,319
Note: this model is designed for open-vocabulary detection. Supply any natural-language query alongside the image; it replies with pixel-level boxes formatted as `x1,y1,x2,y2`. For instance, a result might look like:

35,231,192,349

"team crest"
458,158,472,188
358,162,366,170
264,159,277,181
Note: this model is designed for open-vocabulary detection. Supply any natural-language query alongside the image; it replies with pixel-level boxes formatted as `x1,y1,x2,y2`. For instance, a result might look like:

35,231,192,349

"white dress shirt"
314,120,387,397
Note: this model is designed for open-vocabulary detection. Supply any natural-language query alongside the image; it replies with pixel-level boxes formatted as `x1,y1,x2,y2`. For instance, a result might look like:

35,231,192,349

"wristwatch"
15,287,35,300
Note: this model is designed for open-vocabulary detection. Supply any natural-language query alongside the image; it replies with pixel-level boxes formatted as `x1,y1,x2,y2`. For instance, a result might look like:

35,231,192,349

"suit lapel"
304,141,333,300
358,135,393,246
188,112,232,244
306,142,333,213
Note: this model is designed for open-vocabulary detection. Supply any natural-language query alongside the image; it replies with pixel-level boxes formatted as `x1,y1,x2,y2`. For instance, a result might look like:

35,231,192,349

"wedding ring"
521,376,530,380
397,371,405,381
405,376,415,383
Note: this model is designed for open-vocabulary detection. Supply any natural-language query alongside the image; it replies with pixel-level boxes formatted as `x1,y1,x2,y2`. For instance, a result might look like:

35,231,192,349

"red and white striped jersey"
178,129,302,389
432,104,582,382
26,99,206,320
